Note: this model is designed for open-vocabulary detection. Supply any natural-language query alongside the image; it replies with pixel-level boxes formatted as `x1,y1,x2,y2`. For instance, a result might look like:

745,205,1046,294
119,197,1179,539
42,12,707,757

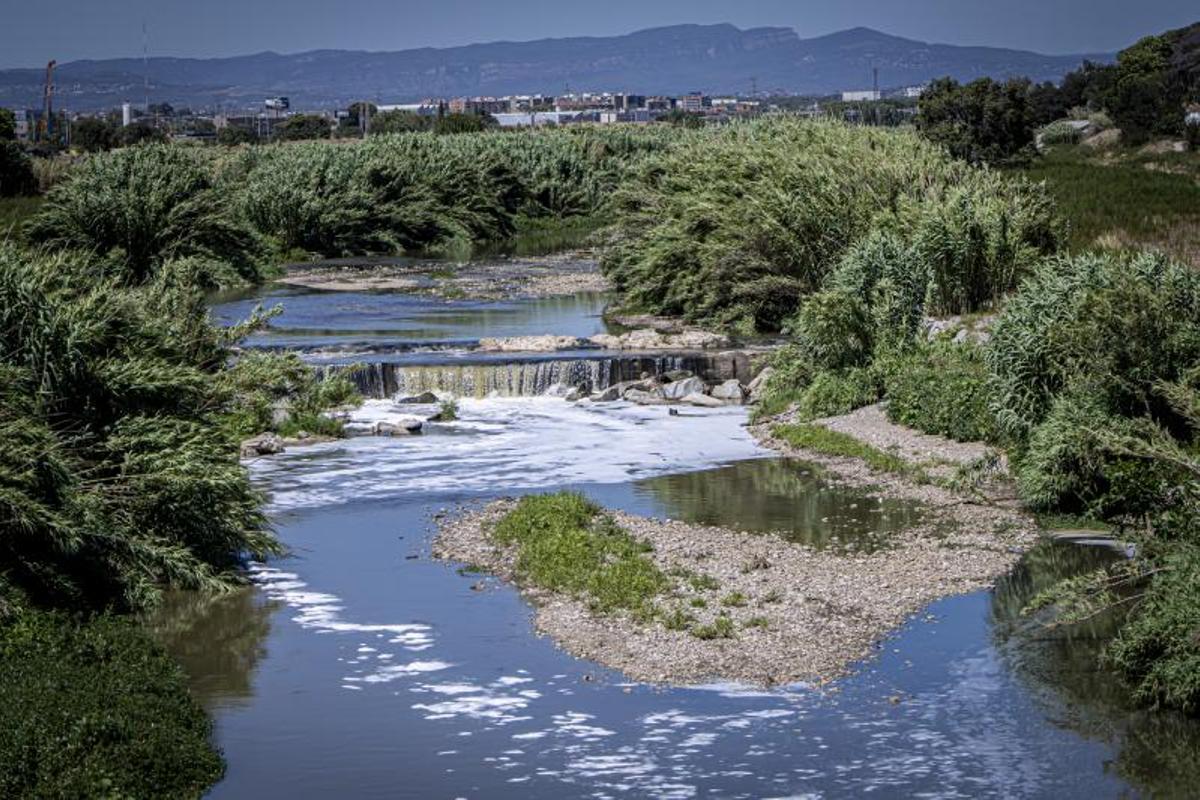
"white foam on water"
251,397,767,512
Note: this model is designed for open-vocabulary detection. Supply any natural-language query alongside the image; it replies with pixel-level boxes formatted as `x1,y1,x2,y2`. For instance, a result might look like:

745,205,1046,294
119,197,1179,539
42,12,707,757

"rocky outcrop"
396,391,439,405
240,433,285,458
588,329,730,351
747,367,774,403
661,376,706,400
710,379,747,404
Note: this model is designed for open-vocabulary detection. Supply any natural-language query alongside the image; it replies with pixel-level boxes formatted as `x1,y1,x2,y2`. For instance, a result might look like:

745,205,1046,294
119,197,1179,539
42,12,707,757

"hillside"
0,23,1108,110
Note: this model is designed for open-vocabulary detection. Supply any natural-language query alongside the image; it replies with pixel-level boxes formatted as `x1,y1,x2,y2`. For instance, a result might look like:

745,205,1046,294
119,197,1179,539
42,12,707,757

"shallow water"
211,287,611,352
170,272,1200,798
624,458,924,552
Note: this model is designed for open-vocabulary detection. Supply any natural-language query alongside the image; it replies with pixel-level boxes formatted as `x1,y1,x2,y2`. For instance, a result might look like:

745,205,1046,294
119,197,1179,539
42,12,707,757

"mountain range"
0,24,1111,111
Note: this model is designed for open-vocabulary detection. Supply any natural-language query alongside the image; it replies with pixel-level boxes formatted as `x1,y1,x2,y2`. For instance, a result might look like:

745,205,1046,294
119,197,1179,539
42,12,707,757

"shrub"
882,341,998,442
794,368,880,421
220,351,360,440
0,140,36,197
0,611,223,798
27,145,259,283
1038,120,1085,146
0,244,279,612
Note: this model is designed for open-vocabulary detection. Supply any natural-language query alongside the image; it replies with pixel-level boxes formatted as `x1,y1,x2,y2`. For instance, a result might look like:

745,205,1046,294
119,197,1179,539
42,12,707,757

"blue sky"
0,0,1195,68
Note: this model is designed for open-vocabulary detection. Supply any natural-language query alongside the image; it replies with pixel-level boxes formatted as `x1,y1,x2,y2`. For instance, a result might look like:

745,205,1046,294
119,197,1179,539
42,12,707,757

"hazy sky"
0,0,1195,68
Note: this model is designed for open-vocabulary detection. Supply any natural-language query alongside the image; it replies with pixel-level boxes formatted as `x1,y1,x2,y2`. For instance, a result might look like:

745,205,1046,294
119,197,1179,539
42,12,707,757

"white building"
842,90,882,102
900,86,926,99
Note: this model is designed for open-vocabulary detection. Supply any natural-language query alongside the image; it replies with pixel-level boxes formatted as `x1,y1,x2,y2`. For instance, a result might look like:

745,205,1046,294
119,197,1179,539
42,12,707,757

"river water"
156,279,1200,798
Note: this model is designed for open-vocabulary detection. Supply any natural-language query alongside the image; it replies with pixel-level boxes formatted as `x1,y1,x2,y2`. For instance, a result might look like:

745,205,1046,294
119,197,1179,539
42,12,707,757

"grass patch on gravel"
494,492,668,615
773,423,923,480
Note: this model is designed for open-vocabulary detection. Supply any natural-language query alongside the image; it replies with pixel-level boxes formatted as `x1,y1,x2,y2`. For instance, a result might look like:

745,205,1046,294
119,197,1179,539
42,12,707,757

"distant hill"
0,24,1111,111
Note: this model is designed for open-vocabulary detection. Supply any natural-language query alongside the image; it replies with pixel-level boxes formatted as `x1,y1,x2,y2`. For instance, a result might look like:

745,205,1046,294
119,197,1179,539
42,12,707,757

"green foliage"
0,244,279,612
881,341,998,443
987,251,1200,448
916,77,1041,166
792,368,881,422
72,116,119,153
772,423,913,477
0,108,15,141
274,114,331,141
1038,120,1085,146
1108,545,1200,714
691,614,735,640
220,351,360,440
493,492,667,615
0,610,223,798
217,126,259,146
27,145,260,283
603,118,1059,332
0,140,36,197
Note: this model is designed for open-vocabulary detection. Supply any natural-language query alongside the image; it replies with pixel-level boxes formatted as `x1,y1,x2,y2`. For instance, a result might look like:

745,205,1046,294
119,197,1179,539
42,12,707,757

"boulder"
747,367,774,403
710,379,747,404
592,384,623,402
682,393,725,408
623,388,668,405
662,369,694,383
542,383,574,398
662,376,706,400
239,432,285,458
564,387,584,402
376,419,423,436
396,391,439,405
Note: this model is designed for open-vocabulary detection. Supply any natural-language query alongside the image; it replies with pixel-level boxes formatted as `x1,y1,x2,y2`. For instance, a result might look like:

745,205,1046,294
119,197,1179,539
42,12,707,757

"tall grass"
601,118,1061,333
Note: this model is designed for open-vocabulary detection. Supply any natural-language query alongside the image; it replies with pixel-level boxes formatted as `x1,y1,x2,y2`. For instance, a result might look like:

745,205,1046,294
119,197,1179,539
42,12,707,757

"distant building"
492,110,593,128
13,109,33,140
377,102,440,117
448,97,509,115
842,90,882,102
614,94,646,111
899,86,926,99
678,93,708,113
121,102,133,127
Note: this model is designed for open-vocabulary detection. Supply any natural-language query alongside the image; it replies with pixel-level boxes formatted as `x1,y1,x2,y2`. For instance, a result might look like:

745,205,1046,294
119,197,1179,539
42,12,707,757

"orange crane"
40,60,56,141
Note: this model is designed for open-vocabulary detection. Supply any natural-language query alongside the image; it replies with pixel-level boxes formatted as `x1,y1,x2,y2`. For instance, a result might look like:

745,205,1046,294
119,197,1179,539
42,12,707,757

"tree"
0,141,35,197
217,126,259,146
274,114,331,141
659,109,704,129
0,109,15,141
915,77,1038,165
370,110,433,135
72,117,117,153
433,112,494,135
118,122,167,147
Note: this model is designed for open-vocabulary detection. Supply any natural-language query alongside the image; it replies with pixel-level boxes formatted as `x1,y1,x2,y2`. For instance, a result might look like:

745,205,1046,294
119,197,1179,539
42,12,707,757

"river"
152,270,1200,798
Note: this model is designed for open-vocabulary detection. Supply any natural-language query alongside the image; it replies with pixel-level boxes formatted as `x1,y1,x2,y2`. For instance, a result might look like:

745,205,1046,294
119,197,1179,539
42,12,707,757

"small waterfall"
320,352,755,400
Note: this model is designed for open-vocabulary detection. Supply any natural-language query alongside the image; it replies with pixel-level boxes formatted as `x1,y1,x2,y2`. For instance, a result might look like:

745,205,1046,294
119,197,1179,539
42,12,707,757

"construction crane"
39,60,56,142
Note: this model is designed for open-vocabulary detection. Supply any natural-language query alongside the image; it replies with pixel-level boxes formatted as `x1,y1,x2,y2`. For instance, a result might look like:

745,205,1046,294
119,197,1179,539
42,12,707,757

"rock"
376,419,423,436
682,393,725,408
710,379,747,404
239,432,285,458
477,335,588,352
592,384,623,402
1082,128,1121,149
747,367,774,403
661,376,706,400
662,369,694,383
269,401,293,428
564,387,583,402
542,383,574,398
396,391,439,405
624,388,668,405
587,328,729,351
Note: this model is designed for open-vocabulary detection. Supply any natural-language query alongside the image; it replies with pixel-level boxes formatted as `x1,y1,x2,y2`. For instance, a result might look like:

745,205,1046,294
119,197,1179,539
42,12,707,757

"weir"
321,351,757,399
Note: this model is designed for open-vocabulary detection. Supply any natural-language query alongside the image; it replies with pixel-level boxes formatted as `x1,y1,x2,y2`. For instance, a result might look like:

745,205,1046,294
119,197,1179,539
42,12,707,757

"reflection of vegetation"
145,588,280,710
991,541,1200,797
635,458,923,551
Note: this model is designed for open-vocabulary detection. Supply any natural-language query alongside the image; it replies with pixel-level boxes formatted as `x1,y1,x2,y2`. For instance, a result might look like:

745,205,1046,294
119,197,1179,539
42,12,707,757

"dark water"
623,458,924,552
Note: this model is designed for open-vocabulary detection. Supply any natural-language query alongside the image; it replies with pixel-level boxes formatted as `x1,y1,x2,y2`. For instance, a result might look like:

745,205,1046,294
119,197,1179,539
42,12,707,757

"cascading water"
320,352,755,399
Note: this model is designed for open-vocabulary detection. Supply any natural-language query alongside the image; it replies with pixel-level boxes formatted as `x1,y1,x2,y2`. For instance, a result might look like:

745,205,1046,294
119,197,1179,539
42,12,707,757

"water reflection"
631,458,925,552
145,588,279,711
992,540,1200,798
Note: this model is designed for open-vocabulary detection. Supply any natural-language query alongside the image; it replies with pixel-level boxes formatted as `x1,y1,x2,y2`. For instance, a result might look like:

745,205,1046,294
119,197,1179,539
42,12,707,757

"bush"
1038,120,1085,146
793,367,880,421
0,611,223,798
915,77,1041,166
221,351,360,439
27,145,259,283
987,251,1200,447
603,118,1059,332
882,341,998,443
0,140,36,197
0,244,279,612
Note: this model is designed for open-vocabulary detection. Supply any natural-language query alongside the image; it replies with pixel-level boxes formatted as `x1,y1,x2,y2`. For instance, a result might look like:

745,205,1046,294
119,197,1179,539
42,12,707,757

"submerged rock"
624,388,669,406
477,335,589,352
682,393,725,408
376,420,424,436
240,432,285,458
396,391,439,405
588,328,730,351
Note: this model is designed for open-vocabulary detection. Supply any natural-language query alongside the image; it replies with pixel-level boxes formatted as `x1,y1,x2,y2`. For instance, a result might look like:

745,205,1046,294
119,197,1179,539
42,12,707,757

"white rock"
662,376,706,400
710,379,747,404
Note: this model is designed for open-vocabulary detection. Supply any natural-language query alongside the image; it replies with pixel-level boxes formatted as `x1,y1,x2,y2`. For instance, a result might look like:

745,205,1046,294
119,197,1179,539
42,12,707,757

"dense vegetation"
0,611,223,798
602,118,1060,333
